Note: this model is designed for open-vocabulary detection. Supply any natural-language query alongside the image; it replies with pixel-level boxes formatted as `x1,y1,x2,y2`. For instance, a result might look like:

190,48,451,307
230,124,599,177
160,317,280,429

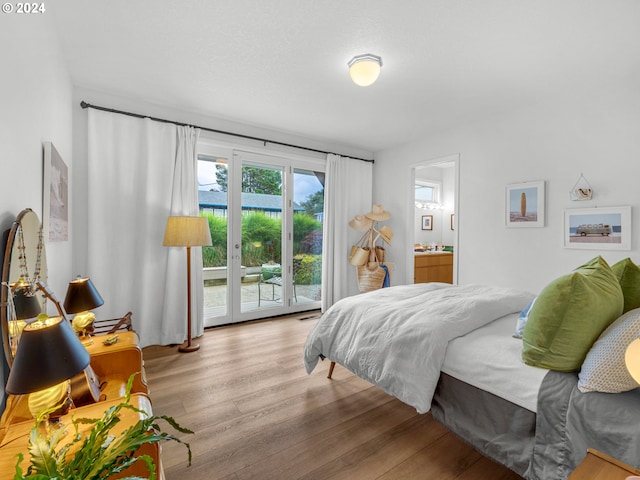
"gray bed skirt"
431,372,535,478
432,371,640,480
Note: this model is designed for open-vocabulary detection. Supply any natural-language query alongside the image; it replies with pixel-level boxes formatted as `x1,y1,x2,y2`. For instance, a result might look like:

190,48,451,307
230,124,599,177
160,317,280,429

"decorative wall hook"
570,173,593,201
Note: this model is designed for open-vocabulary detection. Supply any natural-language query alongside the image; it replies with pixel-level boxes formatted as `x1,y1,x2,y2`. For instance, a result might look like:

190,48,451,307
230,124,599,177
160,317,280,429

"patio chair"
257,258,302,306
258,264,282,306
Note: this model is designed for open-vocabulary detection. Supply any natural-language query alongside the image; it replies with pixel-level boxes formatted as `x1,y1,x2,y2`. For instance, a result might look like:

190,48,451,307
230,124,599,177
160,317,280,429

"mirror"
1,208,48,366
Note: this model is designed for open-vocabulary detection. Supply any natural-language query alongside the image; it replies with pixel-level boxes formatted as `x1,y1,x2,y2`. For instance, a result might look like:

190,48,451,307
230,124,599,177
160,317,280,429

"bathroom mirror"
1,208,48,366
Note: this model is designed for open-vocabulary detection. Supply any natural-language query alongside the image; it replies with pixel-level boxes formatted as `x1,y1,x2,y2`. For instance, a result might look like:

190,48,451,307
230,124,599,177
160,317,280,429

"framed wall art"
505,181,545,228
564,206,631,250
43,142,69,241
421,215,433,230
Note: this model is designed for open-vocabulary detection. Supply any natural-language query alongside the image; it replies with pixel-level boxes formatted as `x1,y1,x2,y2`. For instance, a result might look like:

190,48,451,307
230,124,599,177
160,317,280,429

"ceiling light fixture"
348,53,382,87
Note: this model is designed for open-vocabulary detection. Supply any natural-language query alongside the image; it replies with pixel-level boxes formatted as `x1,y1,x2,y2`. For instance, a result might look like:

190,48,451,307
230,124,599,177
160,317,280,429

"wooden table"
569,448,640,479
0,393,162,479
1,331,148,426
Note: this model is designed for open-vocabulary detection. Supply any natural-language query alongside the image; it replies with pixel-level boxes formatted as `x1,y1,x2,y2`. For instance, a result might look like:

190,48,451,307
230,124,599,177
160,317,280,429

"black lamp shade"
13,287,41,320
5,317,90,395
63,277,104,314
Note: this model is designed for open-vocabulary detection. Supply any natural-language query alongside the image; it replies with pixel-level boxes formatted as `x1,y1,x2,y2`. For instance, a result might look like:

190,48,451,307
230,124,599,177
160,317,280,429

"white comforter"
303,283,534,413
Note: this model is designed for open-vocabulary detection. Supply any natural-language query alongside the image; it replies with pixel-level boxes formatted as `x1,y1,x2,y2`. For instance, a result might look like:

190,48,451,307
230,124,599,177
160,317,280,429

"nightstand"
569,448,640,479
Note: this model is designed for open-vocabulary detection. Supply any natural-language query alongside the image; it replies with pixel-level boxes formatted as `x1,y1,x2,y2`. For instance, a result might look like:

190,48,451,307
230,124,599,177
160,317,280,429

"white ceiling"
51,1,640,155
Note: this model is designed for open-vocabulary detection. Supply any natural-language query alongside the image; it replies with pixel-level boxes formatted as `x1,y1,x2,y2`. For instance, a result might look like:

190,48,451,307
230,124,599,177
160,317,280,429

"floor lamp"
163,216,212,353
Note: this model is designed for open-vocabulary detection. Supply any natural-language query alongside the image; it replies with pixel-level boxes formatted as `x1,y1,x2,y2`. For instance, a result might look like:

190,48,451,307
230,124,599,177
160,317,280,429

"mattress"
441,313,548,412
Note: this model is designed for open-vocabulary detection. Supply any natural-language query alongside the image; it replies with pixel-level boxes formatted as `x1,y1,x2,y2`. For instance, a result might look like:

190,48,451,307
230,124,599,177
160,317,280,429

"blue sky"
508,186,538,213
197,161,322,203
568,213,621,228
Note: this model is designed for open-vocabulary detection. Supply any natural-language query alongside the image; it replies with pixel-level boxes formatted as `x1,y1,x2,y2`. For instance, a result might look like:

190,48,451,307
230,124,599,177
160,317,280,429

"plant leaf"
15,372,193,479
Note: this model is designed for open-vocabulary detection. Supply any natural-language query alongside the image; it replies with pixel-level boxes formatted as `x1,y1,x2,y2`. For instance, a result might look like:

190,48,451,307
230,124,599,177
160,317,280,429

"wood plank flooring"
142,312,523,480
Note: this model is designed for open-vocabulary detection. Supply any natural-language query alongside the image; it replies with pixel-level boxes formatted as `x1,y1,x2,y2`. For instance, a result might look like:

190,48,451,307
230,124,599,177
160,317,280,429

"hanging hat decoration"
349,214,374,231
364,204,391,221
348,204,393,292
376,225,394,246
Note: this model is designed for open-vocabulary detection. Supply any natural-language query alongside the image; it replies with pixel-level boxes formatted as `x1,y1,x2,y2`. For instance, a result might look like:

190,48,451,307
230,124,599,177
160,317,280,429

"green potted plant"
13,374,192,479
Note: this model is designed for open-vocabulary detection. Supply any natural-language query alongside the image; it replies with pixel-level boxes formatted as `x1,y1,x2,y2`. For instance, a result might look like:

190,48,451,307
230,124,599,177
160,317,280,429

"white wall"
0,15,74,404
374,81,640,294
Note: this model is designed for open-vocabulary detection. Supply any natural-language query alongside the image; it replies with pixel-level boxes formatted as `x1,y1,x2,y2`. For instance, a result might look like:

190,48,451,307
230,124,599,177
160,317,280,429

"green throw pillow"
611,258,640,313
522,256,624,372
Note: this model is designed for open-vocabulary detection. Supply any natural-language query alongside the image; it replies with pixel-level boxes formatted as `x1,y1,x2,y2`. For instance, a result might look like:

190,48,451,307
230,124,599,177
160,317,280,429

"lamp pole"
179,245,199,353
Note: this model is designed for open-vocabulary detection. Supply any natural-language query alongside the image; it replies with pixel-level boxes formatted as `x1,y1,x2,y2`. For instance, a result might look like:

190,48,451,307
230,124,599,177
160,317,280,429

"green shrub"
202,214,227,268
293,214,322,252
295,254,322,285
201,212,323,268
242,213,282,265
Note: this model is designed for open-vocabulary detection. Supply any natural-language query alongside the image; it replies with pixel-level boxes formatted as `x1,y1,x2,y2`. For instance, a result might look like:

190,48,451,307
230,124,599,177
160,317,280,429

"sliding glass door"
198,144,323,327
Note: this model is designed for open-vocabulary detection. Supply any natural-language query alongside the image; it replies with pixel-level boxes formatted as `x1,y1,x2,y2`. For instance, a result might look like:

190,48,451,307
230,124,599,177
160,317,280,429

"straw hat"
376,225,394,245
365,204,391,221
349,214,374,231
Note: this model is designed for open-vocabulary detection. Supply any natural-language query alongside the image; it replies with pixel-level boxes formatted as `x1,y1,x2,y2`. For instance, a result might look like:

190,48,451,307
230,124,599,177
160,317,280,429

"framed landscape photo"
421,215,433,230
506,181,545,228
564,206,631,250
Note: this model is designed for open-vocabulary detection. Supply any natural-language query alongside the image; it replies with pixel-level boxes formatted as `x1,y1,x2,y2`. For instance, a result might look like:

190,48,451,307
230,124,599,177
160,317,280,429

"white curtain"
87,109,202,347
321,154,373,311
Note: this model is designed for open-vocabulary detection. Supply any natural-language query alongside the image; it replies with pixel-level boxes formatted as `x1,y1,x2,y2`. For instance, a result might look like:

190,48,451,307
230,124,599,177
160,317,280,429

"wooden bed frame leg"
327,361,336,379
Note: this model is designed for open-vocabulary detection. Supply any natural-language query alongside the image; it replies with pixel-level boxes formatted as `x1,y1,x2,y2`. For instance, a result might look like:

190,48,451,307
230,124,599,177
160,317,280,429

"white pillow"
578,307,640,393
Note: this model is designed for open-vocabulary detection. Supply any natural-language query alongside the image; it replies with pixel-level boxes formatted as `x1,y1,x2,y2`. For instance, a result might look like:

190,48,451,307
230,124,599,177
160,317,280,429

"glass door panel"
198,145,324,326
292,168,323,306
198,154,230,326
239,161,285,313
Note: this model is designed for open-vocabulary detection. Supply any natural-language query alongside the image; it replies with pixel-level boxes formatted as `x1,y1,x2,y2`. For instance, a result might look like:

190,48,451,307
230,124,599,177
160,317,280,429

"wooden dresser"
414,252,454,284
0,394,160,479
0,331,162,478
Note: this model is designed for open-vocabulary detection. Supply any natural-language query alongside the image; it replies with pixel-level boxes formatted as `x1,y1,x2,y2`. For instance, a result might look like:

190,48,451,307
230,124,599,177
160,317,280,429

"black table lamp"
63,277,104,315
63,277,104,336
12,284,41,320
5,316,90,395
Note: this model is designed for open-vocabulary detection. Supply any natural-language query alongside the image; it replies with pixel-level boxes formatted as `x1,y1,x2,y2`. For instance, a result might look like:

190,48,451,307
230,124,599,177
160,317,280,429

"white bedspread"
303,283,534,413
442,313,549,412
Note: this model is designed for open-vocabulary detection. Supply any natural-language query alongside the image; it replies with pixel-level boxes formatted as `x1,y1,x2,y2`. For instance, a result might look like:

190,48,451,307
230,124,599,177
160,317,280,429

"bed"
303,277,640,479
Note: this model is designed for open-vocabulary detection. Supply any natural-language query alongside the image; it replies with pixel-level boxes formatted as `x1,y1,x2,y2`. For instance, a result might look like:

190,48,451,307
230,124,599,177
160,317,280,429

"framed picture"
421,215,433,230
450,213,454,231
43,142,69,241
564,206,631,250
505,181,545,228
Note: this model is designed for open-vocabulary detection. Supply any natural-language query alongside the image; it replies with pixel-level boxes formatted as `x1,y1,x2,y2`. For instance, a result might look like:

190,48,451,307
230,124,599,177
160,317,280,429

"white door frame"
407,153,460,284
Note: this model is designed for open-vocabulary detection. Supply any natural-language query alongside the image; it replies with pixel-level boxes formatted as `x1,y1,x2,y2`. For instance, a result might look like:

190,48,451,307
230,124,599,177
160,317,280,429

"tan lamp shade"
625,338,640,384
162,216,212,247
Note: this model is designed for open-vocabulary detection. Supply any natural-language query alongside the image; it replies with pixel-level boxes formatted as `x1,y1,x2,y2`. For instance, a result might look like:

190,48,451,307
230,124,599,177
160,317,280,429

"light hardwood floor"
142,312,523,480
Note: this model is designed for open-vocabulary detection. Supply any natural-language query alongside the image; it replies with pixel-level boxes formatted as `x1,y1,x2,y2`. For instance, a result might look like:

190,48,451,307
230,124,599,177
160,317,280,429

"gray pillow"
578,307,640,393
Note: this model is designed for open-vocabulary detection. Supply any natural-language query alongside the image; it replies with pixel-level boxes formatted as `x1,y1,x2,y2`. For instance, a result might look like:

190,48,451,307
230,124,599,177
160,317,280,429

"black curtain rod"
80,101,374,164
